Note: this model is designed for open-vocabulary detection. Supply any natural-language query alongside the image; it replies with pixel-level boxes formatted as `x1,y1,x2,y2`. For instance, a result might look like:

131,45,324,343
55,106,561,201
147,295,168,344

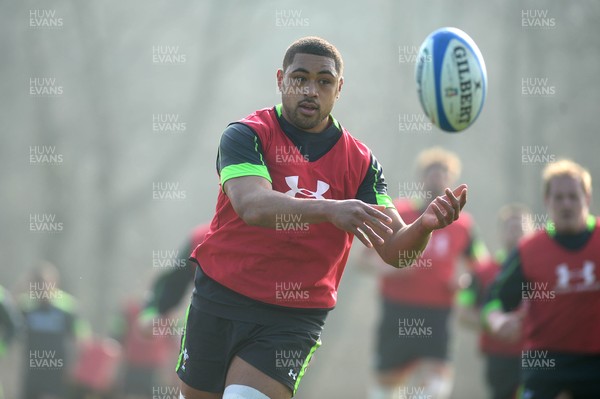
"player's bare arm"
226,175,467,267
224,175,394,248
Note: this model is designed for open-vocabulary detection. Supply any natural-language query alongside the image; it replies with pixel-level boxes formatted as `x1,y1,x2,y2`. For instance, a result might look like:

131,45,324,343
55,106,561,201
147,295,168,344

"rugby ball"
415,27,487,132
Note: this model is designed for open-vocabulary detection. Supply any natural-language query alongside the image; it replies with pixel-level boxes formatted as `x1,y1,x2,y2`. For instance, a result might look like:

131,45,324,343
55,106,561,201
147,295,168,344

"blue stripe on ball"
432,30,457,132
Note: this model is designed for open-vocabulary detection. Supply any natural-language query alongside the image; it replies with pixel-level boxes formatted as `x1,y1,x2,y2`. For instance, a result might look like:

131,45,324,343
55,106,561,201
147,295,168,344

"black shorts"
520,353,600,399
176,264,328,396
484,354,520,399
176,304,323,396
376,299,451,371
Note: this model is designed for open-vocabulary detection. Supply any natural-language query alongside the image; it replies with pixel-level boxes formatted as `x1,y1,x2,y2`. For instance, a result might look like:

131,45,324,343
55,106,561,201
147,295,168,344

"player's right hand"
327,200,393,248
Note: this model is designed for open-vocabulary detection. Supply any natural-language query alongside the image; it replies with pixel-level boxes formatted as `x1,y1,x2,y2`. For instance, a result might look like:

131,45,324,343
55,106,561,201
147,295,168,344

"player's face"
545,175,590,234
277,53,343,133
422,163,452,198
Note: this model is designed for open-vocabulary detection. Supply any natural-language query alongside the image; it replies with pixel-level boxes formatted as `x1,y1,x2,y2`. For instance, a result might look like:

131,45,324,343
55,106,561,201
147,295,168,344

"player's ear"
584,190,592,208
337,76,344,98
276,69,284,92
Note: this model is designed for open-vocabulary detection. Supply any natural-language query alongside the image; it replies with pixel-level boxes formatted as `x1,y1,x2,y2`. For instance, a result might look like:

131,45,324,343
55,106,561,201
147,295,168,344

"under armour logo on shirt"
556,261,596,290
285,176,330,199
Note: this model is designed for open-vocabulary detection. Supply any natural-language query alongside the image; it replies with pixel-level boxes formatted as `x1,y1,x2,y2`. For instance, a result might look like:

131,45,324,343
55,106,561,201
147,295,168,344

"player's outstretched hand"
420,184,467,232
328,200,393,248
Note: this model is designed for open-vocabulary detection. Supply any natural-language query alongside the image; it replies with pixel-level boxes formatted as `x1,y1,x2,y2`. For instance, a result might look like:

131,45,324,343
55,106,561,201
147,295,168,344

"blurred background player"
69,219,210,399
18,261,90,399
456,204,533,399
363,147,487,399
70,334,122,399
139,224,210,326
112,297,179,399
100,223,209,397
0,283,22,399
484,159,600,398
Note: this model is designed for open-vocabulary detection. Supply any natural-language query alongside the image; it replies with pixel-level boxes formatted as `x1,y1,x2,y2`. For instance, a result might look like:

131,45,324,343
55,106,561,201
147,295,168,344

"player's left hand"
420,184,467,232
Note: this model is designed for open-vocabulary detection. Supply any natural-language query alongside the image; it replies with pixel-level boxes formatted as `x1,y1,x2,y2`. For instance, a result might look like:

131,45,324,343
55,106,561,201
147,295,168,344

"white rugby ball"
415,27,487,132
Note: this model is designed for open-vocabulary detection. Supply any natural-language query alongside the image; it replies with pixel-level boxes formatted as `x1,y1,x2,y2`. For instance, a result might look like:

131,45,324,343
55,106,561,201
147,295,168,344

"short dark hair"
283,36,344,75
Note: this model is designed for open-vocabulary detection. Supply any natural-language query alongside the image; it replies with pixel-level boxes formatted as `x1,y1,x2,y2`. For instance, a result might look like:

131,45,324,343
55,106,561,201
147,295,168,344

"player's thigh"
225,356,291,399
179,379,222,399
224,314,323,397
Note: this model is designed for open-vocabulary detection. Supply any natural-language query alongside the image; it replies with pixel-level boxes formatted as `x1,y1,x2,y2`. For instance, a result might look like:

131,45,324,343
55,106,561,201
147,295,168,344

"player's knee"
223,384,271,399
179,382,222,399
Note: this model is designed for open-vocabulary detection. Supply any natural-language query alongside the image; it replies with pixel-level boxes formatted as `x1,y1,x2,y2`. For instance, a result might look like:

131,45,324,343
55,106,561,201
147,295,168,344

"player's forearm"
236,188,333,228
379,216,432,267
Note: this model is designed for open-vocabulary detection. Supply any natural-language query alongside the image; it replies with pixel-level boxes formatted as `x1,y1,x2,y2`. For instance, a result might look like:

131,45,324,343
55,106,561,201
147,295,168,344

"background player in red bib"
484,159,600,399
362,148,487,399
177,37,469,399
457,204,533,399
139,224,210,327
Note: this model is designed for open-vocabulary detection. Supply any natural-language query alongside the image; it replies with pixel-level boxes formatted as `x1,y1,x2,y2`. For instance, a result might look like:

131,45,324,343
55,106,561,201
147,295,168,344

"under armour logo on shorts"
288,369,298,380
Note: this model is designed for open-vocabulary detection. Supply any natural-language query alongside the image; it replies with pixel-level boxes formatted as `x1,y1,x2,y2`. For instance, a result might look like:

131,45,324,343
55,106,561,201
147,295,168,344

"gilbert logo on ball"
415,27,487,132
